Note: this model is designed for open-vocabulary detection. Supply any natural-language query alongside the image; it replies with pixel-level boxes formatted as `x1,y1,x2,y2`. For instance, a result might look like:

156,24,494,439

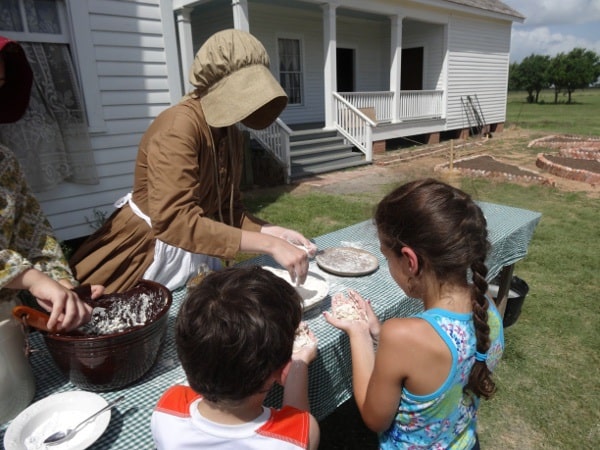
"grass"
243,191,374,238
242,89,600,449
507,88,600,136
461,180,599,450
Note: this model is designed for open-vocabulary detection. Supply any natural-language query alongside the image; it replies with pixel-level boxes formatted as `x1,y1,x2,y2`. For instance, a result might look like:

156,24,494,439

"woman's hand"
240,227,316,285
270,239,311,285
259,226,318,285
89,284,105,300
8,269,94,331
261,225,318,257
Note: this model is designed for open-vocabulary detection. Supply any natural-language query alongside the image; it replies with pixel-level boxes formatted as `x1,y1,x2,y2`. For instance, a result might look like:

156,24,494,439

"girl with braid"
325,178,504,449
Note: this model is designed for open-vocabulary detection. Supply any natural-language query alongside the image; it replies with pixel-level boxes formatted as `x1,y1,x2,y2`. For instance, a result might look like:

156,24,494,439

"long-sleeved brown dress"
70,99,265,293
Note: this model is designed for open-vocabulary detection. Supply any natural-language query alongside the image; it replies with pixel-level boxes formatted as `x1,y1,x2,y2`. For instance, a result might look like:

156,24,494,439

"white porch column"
390,15,403,122
160,0,183,102
232,0,250,31
176,7,195,94
322,3,337,129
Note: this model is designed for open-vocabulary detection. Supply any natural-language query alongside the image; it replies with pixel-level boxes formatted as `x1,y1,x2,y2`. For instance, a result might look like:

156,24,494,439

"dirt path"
288,127,599,199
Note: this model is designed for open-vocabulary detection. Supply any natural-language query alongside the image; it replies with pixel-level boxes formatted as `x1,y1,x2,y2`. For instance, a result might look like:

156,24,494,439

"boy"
151,266,320,449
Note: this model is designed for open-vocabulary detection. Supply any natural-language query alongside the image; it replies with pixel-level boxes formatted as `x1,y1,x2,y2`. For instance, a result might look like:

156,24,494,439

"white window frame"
1,0,106,133
276,34,305,107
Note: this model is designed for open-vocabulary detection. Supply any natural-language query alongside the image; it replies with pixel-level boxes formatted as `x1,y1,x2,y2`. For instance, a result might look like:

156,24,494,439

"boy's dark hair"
175,265,303,403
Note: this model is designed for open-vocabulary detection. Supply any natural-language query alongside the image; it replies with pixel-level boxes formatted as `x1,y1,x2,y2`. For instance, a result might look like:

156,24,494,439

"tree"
508,62,521,92
547,52,568,104
547,48,600,103
513,54,551,103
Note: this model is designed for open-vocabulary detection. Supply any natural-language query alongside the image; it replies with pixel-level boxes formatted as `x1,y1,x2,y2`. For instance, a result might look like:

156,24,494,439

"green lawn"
461,180,599,450
507,88,600,136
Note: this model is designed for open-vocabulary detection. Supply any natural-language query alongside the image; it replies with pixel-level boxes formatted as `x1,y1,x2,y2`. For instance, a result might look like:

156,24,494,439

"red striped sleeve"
257,406,310,449
154,385,202,418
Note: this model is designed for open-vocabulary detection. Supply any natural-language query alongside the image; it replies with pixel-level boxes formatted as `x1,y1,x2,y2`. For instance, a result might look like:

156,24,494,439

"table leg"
494,264,514,318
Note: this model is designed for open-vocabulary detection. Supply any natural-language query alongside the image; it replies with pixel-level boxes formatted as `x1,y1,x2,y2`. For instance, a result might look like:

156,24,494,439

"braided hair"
375,178,496,399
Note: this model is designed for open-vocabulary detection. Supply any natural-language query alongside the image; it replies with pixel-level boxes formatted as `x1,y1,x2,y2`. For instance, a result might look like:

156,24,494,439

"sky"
500,0,600,62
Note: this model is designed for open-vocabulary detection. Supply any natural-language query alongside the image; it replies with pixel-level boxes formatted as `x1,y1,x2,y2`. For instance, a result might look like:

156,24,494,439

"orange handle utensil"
12,305,53,333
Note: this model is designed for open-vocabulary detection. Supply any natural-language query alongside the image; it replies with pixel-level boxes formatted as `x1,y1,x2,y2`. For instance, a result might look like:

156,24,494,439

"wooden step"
291,159,369,180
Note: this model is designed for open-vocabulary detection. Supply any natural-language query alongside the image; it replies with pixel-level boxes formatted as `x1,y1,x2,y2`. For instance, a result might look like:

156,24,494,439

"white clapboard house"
0,0,524,242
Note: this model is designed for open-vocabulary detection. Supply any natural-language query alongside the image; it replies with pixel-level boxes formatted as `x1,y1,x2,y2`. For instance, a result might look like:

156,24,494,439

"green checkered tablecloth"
1,202,541,449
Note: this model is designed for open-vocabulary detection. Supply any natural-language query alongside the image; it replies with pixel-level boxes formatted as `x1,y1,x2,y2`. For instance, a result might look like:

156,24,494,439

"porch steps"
289,129,368,180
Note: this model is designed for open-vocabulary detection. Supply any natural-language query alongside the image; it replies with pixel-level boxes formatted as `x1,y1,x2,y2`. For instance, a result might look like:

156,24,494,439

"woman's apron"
114,193,222,291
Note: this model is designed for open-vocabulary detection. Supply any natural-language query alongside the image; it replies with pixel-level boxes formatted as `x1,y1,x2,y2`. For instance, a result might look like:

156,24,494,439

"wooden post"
449,139,454,170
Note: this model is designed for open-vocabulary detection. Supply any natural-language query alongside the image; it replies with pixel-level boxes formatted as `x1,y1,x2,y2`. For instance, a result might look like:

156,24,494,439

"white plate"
4,391,111,450
315,247,379,277
263,267,329,311
316,247,379,277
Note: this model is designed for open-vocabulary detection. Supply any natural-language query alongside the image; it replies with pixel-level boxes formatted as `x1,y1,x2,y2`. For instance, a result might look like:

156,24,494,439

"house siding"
445,14,511,131
337,15,390,93
189,3,396,125
403,20,446,91
249,3,325,125
36,0,173,241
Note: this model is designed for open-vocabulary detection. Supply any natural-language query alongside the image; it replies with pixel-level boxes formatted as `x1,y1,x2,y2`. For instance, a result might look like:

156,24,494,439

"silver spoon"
43,395,125,446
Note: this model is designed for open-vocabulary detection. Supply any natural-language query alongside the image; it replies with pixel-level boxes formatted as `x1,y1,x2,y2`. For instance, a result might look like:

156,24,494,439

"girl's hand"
324,290,380,344
358,294,381,345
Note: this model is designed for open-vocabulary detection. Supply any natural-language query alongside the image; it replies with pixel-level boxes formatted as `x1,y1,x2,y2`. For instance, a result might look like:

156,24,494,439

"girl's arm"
323,296,378,418
359,320,407,432
325,297,407,433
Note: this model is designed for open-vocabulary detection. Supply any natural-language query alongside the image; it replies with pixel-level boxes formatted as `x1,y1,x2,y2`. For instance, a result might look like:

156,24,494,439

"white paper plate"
4,391,111,450
263,267,329,311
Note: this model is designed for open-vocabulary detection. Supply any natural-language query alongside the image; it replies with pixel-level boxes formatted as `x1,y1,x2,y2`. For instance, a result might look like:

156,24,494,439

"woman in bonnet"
70,29,316,293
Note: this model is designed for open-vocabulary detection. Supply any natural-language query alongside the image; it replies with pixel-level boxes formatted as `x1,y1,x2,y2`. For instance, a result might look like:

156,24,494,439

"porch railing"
333,92,375,161
398,90,444,120
246,90,444,183
338,90,444,122
338,91,394,122
243,118,292,182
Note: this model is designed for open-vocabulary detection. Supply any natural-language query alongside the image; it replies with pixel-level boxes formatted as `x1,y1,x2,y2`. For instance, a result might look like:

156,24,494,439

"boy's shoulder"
155,385,201,417
258,406,311,448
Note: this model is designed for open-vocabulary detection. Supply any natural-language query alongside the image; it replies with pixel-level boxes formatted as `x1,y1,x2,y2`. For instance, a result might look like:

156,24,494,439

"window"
0,0,98,192
278,38,303,105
